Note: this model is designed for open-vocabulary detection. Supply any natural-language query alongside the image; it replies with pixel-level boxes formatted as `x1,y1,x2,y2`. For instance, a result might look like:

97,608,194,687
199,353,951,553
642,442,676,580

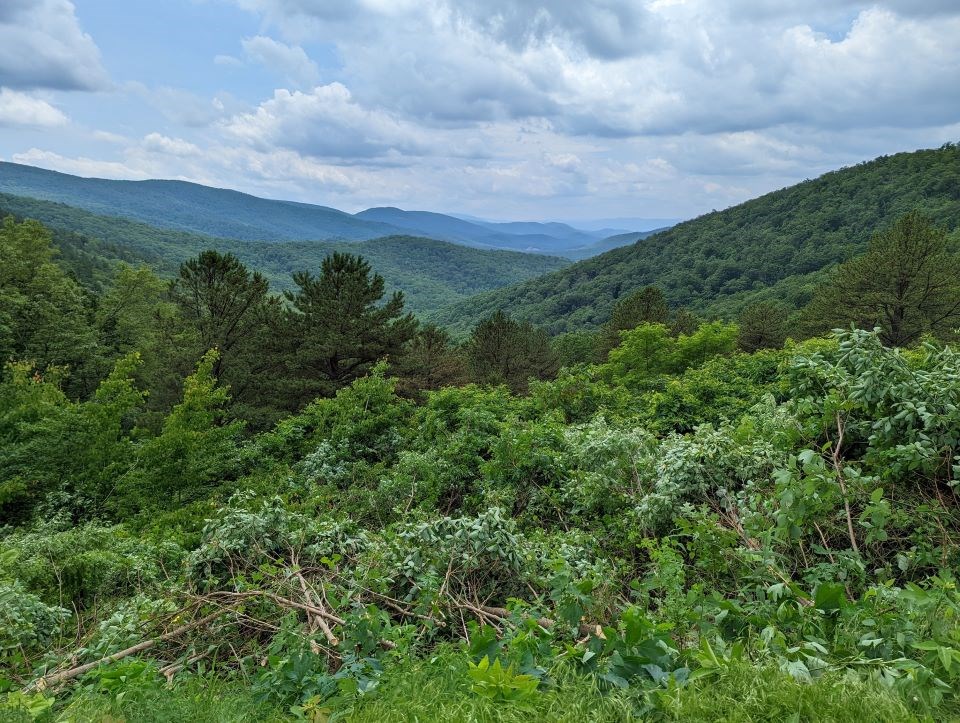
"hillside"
0,163,642,258
0,193,569,315
431,143,960,335
565,230,662,260
0,162,409,241
356,207,604,254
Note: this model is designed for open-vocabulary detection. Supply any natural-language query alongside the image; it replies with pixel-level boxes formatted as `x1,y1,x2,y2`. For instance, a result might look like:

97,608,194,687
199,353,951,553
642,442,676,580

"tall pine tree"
279,253,417,408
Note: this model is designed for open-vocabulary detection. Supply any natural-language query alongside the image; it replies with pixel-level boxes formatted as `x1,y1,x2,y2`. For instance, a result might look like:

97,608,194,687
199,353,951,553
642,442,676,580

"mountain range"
430,143,960,334
0,162,652,259
3,144,957,334
0,192,569,316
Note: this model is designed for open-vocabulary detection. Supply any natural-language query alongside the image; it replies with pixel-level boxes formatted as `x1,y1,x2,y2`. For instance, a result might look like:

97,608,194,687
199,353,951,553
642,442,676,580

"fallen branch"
294,570,340,647
477,604,601,639
28,610,226,692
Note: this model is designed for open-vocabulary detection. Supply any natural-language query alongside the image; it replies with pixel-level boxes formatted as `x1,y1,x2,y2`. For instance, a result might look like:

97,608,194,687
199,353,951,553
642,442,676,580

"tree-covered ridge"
4,168,960,720
0,163,644,259
0,194,569,316
0,162,405,242
431,143,960,335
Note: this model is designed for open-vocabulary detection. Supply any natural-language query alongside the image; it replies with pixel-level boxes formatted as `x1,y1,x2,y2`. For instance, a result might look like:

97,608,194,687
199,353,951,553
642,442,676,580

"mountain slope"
0,193,569,315
355,207,602,254
0,162,411,241
0,163,625,258
564,230,664,260
430,143,960,335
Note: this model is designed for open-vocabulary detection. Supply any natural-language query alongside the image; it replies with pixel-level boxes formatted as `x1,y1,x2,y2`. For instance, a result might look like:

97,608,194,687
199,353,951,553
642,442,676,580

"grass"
50,677,286,723
7,653,930,722
341,653,922,722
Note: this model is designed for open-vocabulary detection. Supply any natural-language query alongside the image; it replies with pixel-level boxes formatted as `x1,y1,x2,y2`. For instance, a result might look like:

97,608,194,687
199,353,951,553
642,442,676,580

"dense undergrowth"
3,327,960,721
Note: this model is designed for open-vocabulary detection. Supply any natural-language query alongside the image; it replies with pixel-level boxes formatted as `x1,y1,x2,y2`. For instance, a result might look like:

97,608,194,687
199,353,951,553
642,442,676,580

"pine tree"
737,301,789,352
280,253,418,408
804,213,960,346
467,311,558,393
395,324,467,397
598,286,669,354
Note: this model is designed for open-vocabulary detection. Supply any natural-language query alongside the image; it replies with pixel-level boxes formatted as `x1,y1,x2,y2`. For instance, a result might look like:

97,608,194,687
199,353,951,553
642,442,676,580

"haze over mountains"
431,143,960,334
2,145,957,332
0,162,659,260
0,192,569,317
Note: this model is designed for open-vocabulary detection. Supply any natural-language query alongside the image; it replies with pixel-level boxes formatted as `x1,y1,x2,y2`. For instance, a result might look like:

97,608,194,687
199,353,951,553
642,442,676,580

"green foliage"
805,212,960,345
433,143,960,334
0,580,69,658
605,321,739,389
0,354,144,522
0,524,179,608
0,216,97,395
468,656,539,701
122,350,242,512
3,247,960,722
466,310,559,393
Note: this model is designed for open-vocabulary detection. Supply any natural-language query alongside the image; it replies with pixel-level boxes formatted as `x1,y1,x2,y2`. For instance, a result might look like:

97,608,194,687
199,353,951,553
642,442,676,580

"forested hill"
431,143,960,335
0,163,644,258
0,162,405,241
0,193,569,315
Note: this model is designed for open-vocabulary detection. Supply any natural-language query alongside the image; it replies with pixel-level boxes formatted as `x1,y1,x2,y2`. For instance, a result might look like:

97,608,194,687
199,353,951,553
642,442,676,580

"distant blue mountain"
0,162,665,258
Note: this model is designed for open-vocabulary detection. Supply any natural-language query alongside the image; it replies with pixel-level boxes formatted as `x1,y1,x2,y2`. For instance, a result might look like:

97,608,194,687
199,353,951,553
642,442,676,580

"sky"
0,0,958,223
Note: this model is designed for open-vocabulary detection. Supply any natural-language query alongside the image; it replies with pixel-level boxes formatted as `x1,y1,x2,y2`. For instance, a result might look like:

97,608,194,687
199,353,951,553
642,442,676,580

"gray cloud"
241,35,320,87
221,83,430,159
0,0,109,91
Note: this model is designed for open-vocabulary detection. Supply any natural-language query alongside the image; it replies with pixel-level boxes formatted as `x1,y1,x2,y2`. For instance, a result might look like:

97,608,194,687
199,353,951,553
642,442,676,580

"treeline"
4,210,959,430
5,205,960,719
431,143,960,334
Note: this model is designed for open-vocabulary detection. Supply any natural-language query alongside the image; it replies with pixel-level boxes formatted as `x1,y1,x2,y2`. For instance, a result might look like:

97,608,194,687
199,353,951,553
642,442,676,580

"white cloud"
241,35,320,87
229,0,960,139
222,83,429,159
214,54,244,67
139,85,234,127
142,133,201,157
0,88,68,127
0,0,109,91
11,148,148,179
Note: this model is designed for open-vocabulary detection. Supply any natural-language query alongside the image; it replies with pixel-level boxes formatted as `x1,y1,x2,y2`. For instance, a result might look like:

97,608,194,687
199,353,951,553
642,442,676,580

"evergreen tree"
467,311,558,393
169,250,274,380
669,308,700,337
737,301,789,352
598,286,669,354
139,251,280,427
395,324,466,397
804,213,960,346
280,253,417,408
0,217,98,396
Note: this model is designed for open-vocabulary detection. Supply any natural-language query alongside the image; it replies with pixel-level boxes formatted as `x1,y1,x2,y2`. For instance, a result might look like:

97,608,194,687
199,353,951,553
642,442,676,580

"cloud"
140,85,234,127
222,83,429,159
142,133,201,157
214,54,244,67
241,35,320,87
11,148,148,179
227,0,960,139
0,0,109,91
0,88,68,127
